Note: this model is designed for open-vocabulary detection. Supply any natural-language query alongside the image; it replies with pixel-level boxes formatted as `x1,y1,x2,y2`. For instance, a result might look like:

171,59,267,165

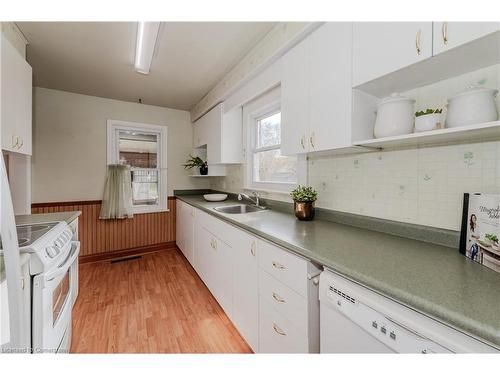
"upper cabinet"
1,34,32,155
192,103,242,164
433,22,500,55
353,22,433,87
281,23,353,155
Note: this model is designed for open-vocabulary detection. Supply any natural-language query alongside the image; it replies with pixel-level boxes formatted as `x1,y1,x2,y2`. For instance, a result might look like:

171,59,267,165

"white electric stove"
17,221,80,353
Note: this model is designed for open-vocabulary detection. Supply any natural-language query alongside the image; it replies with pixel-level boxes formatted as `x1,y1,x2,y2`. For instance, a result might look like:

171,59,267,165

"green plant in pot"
290,185,318,221
183,155,208,175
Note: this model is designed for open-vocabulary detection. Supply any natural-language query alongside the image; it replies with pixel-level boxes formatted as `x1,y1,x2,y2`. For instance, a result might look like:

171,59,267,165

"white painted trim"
242,87,305,194
106,119,168,214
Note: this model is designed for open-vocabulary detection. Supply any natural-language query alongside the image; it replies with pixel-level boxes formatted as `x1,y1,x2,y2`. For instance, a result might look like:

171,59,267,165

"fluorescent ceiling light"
134,22,161,75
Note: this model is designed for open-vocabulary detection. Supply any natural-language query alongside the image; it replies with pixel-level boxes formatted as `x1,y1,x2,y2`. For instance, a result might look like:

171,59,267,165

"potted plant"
183,155,208,175
414,108,443,133
290,185,318,221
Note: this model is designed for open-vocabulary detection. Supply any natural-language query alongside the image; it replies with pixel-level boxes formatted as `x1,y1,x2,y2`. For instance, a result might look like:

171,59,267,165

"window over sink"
107,120,168,214
244,87,302,193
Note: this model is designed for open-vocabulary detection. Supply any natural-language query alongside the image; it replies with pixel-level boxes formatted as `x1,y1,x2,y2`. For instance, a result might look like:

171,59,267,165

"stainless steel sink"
214,204,266,214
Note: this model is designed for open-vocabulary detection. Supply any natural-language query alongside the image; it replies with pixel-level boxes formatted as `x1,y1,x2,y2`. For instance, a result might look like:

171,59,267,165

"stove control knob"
46,246,58,258
55,239,64,248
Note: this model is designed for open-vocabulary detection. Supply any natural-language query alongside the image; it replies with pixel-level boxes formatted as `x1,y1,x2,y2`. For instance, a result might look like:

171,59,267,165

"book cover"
460,193,500,274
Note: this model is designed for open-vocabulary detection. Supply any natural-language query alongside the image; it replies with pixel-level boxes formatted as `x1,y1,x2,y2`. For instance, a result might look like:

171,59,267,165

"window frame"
106,119,168,214
243,89,300,193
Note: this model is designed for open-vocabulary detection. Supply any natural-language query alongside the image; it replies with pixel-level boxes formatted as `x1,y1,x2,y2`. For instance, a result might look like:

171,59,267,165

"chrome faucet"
238,192,264,208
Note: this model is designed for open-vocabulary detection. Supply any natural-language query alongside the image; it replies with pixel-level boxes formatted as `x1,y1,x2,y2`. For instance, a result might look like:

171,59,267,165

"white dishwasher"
319,269,498,353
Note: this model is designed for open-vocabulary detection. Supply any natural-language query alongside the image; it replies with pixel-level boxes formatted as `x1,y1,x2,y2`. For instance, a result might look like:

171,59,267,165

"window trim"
106,119,168,214
243,89,299,193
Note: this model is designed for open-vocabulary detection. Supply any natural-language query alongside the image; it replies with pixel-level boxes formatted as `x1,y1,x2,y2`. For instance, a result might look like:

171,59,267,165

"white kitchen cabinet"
176,199,195,265
182,200,320,353
353,22,433,86
432,22,500,56
281,23,353,155
281,37,309,155
193,103,242,164
231,230,259,351
308,22,352,151
257,238,321,353
1,34,32,155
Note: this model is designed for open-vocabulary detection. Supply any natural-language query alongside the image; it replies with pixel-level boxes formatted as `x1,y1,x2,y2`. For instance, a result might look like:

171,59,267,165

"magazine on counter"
460,193,500,274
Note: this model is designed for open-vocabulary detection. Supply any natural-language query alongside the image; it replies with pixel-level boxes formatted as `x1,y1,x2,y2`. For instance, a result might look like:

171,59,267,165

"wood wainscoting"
31,197,177,262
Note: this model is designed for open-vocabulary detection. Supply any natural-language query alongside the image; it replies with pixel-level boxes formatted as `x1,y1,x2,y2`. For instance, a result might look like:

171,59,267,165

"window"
107,120,167,214
244,88,299,192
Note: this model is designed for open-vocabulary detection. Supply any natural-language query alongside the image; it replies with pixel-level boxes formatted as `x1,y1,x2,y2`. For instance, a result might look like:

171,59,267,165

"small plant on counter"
290,186,318,221
290,185,318,202
415,108,443,117
183,155,208,175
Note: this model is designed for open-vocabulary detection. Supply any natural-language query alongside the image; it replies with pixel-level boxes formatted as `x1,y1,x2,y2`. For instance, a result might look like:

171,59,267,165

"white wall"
32,87,208,203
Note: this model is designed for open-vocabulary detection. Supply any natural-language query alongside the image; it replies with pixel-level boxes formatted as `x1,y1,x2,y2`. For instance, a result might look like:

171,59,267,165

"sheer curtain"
99,164,134,219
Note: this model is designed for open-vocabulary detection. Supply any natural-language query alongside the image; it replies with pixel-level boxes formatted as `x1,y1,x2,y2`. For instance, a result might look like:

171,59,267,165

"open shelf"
354,120,500,150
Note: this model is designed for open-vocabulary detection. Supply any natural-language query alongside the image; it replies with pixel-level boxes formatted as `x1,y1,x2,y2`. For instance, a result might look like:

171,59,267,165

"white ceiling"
17,22,276,110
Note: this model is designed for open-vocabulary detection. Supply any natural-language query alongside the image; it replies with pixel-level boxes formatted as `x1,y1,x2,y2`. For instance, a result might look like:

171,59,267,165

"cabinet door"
1,34,32,155
175,200,184,254
353,22,432,86
212,237,233,317
184,205,195,266
281,37,309,156
232,231,259,351
195,226,214,290
205,103,223,164
433,22,500,55
309,23,352,151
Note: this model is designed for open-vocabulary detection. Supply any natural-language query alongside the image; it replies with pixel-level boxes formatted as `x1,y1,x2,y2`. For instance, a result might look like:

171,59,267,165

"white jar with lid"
446,87,498,128
374,93,415,138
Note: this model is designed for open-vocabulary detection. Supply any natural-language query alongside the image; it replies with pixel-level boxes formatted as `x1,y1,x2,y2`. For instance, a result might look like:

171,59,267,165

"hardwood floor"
71,248,252,353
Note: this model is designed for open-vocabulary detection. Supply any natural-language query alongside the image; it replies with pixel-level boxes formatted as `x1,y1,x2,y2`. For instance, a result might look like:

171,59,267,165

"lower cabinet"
232,231,259,351
176,200,195,265
180,200,320,353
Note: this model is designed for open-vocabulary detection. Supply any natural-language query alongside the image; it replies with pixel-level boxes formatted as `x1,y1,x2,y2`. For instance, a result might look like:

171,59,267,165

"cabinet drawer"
259,297,309,353
258,240,309,297
259,268,308,335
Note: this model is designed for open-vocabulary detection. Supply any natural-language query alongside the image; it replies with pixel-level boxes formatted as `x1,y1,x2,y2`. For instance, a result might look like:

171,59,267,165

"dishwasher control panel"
326,283,452,353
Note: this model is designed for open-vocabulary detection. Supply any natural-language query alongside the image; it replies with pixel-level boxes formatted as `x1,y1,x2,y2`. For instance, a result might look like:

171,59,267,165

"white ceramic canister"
446,87,499,128
374,93,416,138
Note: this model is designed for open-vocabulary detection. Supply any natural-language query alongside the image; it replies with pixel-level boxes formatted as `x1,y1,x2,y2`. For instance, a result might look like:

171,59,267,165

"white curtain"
99,164,134,219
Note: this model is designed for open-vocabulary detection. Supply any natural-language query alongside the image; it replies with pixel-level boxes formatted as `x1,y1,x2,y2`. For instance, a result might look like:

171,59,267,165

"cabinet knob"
415,29,422,55
442,22,448,45
309,132,315,149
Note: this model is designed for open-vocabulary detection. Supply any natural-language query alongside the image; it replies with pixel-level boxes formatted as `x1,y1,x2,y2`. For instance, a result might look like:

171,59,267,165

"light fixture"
134,22,161,75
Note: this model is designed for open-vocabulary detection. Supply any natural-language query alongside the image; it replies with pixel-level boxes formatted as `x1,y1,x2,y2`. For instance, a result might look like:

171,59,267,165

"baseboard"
79,241,177,264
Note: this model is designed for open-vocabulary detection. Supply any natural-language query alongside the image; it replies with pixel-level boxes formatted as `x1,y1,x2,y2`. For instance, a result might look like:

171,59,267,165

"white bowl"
203,194,228,202
414,113,443,133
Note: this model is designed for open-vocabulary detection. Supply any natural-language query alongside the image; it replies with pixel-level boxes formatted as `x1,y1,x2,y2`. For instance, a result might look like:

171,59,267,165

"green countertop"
177,195,500,349
15,211,81,226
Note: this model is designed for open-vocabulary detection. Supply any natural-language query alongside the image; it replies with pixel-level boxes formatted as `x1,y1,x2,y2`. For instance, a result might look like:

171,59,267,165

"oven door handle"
45,241,80,282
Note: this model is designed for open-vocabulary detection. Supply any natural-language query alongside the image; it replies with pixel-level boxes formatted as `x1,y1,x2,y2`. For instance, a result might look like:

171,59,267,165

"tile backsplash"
211,141,500,231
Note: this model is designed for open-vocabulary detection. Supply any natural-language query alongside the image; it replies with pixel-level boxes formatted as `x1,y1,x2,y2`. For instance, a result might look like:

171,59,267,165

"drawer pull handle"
250,241,256,257
415,29,422,55
272,292,285,303
273,323,286,336
442,22,448,45
272,261,285,270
